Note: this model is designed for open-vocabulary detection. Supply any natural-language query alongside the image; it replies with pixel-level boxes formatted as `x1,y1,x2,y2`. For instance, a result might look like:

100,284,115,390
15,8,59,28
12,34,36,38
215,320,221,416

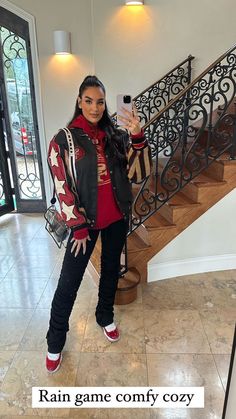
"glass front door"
0,88,14,216
0,6,46,213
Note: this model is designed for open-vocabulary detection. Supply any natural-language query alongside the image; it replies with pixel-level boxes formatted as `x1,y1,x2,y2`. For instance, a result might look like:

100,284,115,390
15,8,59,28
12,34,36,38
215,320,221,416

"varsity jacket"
48,125,150,235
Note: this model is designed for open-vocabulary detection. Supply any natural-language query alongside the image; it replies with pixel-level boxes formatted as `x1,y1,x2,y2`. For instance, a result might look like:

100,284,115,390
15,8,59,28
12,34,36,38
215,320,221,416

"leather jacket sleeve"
47,133,89,232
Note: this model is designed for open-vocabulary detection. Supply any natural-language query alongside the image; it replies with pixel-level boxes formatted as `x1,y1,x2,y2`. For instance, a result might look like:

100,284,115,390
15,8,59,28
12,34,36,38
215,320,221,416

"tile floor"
0,213,235,418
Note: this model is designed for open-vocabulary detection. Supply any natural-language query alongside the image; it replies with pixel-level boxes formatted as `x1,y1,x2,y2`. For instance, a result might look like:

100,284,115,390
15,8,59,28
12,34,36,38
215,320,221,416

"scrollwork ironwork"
1,29,26,68
0,26,43,202
18,171,41,199
134,57,194,126
128,45,236,242
112,56,194,127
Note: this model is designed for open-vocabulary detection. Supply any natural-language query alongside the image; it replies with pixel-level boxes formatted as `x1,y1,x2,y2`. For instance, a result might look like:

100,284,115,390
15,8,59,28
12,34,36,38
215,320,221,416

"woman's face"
78,86,106,125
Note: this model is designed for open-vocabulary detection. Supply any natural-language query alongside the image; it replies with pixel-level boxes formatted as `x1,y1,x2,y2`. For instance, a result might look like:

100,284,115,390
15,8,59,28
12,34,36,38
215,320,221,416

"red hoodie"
69,115,123,239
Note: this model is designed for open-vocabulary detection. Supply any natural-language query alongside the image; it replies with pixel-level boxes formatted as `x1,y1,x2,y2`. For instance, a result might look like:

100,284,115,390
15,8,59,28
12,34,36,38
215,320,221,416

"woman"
46,75,150,373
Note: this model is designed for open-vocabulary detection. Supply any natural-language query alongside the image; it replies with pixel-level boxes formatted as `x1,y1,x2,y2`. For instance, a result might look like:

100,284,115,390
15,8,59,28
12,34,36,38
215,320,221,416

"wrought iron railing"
121,44,236,275
113,55,194,275
113,55,195,125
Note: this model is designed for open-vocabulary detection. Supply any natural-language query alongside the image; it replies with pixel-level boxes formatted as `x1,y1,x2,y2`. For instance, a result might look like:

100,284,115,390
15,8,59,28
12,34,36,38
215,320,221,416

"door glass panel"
0,26,42,200
0,170,6,206
0,116,14,214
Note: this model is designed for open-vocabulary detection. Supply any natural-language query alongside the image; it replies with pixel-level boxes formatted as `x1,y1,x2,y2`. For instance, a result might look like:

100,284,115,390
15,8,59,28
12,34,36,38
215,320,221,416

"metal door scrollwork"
0,5,46,213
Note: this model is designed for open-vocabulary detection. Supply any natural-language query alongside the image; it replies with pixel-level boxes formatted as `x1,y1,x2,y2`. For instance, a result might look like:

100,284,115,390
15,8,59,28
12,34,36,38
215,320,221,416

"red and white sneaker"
103,323,120,342
46,353,62,373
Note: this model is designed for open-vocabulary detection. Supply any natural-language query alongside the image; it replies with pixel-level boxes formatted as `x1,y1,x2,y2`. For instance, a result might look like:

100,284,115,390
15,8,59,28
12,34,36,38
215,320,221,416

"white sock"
104,322,116,332
47,352,60,361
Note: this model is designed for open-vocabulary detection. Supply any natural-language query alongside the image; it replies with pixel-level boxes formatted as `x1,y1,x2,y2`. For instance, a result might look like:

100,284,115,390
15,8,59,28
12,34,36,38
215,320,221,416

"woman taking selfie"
46,75,151,373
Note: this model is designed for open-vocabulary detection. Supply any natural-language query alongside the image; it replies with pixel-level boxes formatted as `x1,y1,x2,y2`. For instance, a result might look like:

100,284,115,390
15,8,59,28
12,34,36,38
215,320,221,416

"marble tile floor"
0,213,235,418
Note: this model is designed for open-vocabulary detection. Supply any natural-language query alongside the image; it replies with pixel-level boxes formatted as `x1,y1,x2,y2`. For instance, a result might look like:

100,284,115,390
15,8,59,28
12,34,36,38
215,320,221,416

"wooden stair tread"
192,172,226,186
217,157,236,166
168,191,199,207
144,212,176,230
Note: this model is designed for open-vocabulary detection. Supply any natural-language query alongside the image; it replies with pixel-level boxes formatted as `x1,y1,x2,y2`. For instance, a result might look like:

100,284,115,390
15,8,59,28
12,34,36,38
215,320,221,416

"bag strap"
50,186,56,205
61,128,77,191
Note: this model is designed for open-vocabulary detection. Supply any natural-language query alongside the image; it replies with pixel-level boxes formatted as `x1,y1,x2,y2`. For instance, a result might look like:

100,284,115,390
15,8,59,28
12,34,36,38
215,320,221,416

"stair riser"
203,161,236,181
159,203,193,224
203,163,225,180
158,204,173,223
196,185,226,202
134,224,150,246
221,164,236,179
181,182,226,202
181,183,199,202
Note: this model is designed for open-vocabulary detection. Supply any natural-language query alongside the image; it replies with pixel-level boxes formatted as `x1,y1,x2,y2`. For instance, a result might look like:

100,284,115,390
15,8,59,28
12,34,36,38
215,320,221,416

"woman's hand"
118,103,141,135
70,234,91,257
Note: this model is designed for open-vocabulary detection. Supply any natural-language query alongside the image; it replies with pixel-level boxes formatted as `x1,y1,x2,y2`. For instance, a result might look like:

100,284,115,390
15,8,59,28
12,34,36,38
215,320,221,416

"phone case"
116,94,132,126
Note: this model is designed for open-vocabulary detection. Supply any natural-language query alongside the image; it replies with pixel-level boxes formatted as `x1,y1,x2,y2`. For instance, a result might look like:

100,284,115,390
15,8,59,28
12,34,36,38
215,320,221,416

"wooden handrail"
143,43,236,130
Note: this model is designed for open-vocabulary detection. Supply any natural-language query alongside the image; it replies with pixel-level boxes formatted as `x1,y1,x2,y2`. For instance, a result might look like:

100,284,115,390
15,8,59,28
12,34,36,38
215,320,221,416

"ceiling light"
126,1,144,5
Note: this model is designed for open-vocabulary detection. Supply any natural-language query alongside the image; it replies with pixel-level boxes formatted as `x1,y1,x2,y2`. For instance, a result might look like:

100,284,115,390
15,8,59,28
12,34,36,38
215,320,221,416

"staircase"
88,46,236,304
127,154,236,281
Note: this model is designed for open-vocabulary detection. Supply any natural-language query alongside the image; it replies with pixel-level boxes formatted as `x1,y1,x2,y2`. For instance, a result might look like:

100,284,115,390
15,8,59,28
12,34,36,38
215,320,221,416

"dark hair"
67,75,127,164
67,75,113,130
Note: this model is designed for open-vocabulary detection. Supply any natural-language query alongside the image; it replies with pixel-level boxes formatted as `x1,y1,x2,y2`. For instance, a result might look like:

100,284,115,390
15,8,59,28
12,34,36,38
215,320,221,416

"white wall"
3,0,93,139
148,188,236,282
92,0,236,111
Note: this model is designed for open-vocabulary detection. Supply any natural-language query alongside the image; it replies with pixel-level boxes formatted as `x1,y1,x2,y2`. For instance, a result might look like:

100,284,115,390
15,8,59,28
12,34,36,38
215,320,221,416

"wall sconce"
126,1,144,4
53,30,71,55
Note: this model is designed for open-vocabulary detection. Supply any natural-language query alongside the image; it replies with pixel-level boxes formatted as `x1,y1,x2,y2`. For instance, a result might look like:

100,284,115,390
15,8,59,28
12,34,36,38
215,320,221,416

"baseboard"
148,254,236,282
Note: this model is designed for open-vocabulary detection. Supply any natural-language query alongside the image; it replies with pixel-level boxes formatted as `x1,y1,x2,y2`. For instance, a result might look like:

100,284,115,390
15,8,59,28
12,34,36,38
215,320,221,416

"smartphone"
116,94,132,126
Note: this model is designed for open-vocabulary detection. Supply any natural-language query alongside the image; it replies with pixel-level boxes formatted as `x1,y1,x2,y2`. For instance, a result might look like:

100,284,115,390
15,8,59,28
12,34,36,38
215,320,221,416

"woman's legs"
95,219,128,327
46,229,99,353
